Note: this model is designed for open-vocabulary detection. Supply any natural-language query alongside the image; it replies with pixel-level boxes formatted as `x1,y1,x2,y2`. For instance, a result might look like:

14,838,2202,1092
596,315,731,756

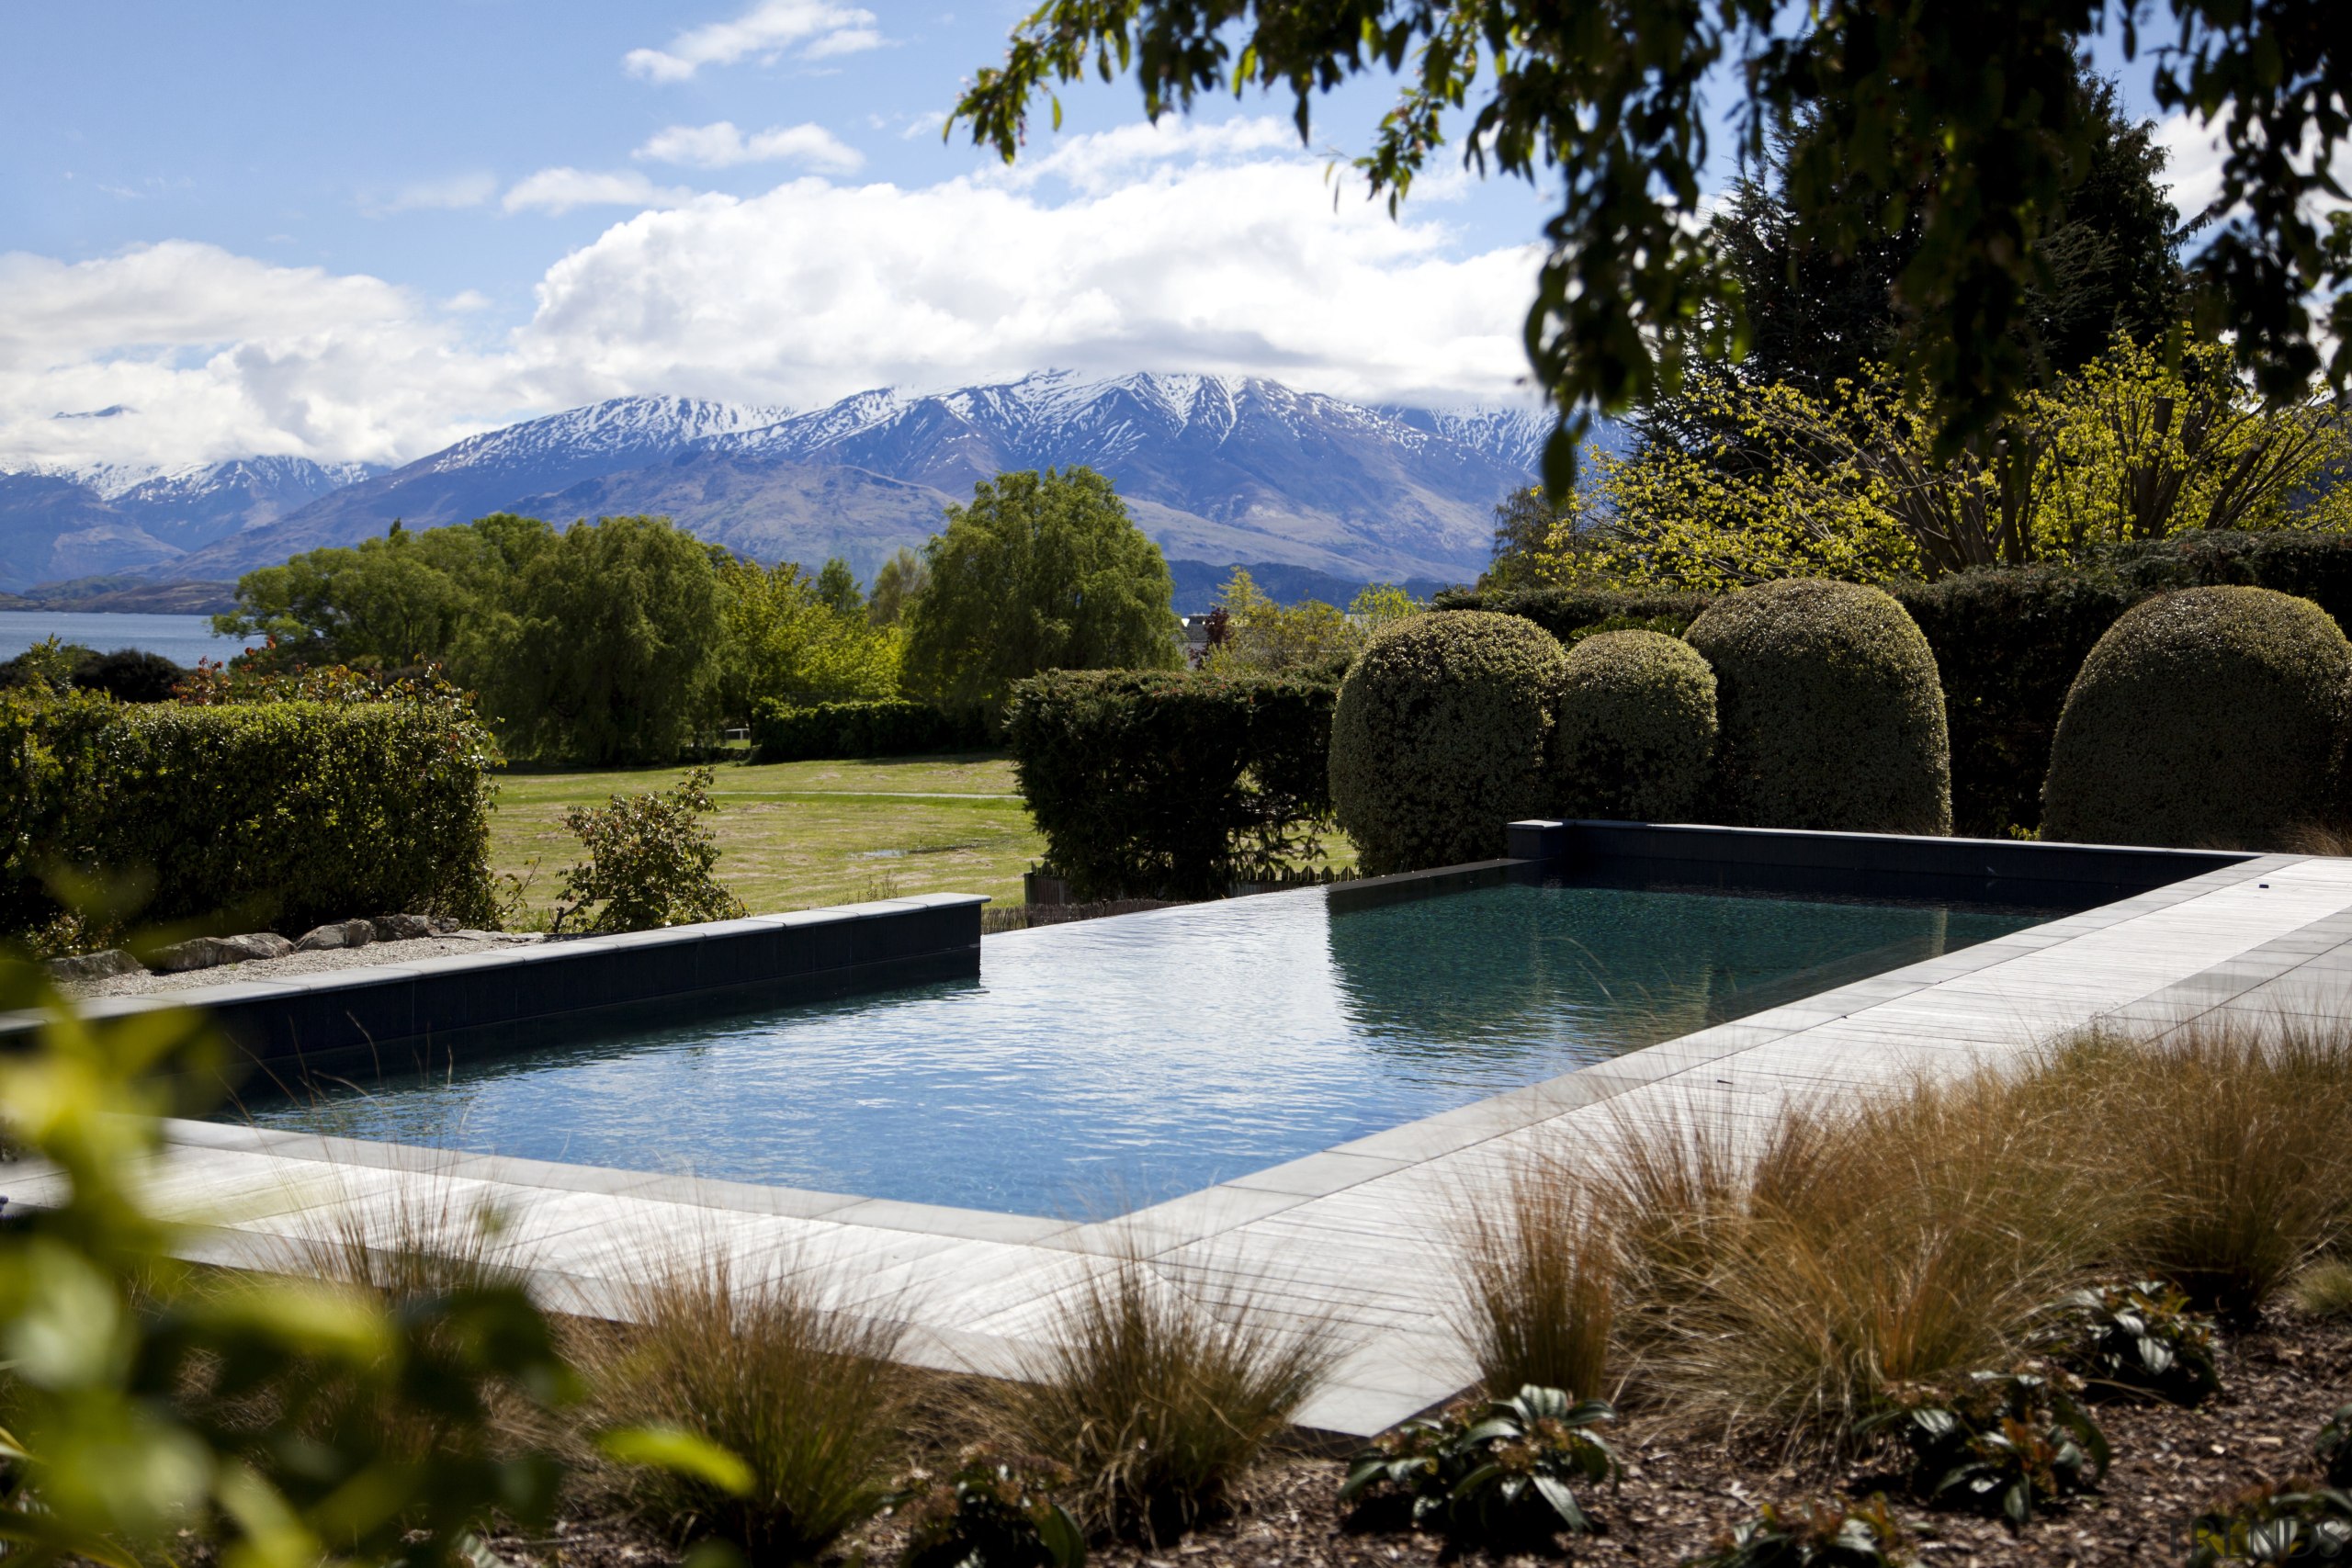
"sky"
0,2,2227,475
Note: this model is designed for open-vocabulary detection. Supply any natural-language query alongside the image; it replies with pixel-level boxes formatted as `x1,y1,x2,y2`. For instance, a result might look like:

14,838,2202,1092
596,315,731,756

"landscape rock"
152,932,296,974
369,913,436,942
296,919,376,953
43,948,147,983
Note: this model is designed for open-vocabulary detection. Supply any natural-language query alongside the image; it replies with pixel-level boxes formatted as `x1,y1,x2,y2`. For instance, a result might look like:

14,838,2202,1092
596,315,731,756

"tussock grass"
572,1252,910,1562
1456,1156,1614,1400
988,1249,1340,1543
2290,1257,2352,1319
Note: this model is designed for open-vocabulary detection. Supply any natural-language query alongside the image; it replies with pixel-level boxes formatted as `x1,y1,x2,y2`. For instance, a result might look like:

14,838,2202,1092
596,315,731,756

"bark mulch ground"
492,1309,2349,1568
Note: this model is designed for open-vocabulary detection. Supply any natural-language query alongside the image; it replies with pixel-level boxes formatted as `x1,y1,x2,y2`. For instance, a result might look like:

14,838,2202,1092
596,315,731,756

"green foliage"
950,0,2352,468
1328,611,1567,874
2320,1406,2352,1489
815,556,864,616
2,675,499,941
1482,482,1610,591
2041,586,2352,849
1683,580,1951,835
2293,1261,2352,1322
901,468,1183,708
1682,1496,1912,1568
900,1451,1087,1568
1004,669,1334,899
2188,1479,2352,1567
0,642,185,704
868,545,929,628
550,766,746,934
1341,1385,1621,1542
2047,1280,2220,1405
718,556,904,721
1547,628,1716,821
1865,1367,2109,1527
750,698,989,762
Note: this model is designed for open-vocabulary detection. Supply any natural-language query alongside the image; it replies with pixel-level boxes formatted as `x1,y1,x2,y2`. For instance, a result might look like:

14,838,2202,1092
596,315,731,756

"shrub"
576,1253,908,1562
989,1251,1336,1542
2188,1479,2352,1567
2041,585,2352,848
1865,1366,2109,1526
1547,628,1716,820
751,698,989,761
2047,1280,2220,1404
1454,1156,1615,1401
2,681,499,941
1340,1385,1620,1542
1683,579,1951,834
1685,1496,1910,1568
899,1450,1087,1568
551,765,747,933
1328,611,1568,874
1005,669,1336,899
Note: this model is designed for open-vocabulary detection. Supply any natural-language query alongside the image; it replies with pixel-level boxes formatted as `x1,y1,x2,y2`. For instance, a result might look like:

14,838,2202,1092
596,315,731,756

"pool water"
226,879,2042,1216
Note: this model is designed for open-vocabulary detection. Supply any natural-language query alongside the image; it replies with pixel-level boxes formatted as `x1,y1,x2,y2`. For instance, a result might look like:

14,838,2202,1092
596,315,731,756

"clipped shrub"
1683,579,1951,835
1547,628,1716,820
551,765,747,933
2,685,499,940
1341,1385,1620,1543
1328,611,1568,874
2040,585,2352,848
1005,669,1336,899
751,698,989,761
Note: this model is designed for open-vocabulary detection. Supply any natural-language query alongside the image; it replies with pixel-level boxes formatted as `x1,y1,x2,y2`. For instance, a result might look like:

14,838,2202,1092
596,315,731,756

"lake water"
0,610,259,667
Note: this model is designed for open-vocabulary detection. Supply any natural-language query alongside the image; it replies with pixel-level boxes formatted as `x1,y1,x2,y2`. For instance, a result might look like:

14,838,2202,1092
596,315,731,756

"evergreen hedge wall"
749,698,990,762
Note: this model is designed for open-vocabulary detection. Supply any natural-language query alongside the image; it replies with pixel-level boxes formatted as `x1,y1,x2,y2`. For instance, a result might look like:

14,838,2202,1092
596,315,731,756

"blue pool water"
229,879,2042,1216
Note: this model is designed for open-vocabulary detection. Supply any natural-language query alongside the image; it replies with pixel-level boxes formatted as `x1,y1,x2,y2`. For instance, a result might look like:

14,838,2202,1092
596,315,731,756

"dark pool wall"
0,894,987,1076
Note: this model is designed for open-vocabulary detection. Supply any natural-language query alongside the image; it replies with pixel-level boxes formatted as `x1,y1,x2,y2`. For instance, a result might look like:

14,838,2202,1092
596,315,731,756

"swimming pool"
224,876,2044,1216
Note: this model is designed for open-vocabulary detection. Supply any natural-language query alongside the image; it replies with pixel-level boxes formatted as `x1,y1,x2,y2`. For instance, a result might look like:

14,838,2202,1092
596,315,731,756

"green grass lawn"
489,752,1046,921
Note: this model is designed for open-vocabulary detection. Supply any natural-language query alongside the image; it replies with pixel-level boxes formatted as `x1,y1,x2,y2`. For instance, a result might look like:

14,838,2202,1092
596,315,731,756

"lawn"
489,751,1046,922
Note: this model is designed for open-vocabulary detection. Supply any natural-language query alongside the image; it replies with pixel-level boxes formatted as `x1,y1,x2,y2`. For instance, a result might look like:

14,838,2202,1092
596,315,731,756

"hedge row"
3,691,499,940
1003,670,1337,899
748,699,990,762
1439,530,2352,837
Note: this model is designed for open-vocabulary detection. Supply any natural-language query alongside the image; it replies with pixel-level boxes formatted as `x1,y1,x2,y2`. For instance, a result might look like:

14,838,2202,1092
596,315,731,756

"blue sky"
0,2,2210,474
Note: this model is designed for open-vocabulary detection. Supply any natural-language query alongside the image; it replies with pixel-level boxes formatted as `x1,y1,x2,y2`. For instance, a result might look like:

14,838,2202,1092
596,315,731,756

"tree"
1480,480,1608,590
901,468,1184,705
953,2,2351,476
1196,568,1356,672
716,556,903,720
814,557,864,617
866,546,928,627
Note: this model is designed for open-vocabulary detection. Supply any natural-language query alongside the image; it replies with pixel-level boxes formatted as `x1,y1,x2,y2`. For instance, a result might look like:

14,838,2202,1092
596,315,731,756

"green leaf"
1037,1501,1086,1568
595,1426,753,1496
1531,1472,1589,1533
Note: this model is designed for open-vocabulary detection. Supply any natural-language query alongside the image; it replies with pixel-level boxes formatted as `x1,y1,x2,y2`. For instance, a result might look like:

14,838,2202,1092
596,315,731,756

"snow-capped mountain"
4,375,1554,592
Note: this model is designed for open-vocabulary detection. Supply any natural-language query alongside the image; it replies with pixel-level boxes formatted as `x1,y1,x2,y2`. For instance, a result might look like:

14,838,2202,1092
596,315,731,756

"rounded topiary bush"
1548,629,1717,820
1683,578,1952,835
1329,611,1568,874
2041,585,2352,849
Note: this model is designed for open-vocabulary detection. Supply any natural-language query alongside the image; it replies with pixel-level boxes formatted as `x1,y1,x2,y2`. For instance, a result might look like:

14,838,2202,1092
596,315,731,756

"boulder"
42,948,147,983
296,919,377,953
369,913,436,942
152,932,296,974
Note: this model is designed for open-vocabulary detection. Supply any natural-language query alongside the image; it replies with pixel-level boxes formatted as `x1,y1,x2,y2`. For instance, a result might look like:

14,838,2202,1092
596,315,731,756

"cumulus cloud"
503,167,698,215
623,0,878,82
1,119,1539,471
635,120,863,173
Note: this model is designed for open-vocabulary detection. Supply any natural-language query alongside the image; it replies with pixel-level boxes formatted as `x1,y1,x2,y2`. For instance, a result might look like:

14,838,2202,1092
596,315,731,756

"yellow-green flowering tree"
1197,569,1424,673
717,557,904,720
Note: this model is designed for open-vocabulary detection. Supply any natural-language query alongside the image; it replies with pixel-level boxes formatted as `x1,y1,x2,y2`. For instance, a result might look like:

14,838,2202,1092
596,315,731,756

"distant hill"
3,373,1555,592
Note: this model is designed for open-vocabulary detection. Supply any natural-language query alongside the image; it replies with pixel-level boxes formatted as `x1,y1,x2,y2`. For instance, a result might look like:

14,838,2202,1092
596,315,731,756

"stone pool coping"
7,830,2352,1439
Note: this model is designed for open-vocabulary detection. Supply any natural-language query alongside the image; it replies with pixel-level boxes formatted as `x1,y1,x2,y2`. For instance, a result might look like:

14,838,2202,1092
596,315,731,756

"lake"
0,611,261,668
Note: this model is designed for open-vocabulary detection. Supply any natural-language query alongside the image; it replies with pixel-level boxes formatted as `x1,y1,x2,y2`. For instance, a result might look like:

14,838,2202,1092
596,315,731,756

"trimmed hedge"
1329,611,1568,874
1549,629,1718,821
2041,586,2352,849
2,693,499,939
1684,579,1952,835
1439,531,2352,837
750,698,989,762
1003,669,1336,900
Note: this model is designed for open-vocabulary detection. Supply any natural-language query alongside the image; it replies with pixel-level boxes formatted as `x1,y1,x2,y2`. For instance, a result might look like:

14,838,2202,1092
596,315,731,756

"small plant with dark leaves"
900,1450,1087,1568
2049,1280,2222,1404
1342,1384,1620,1542
2319,1406,2352,1489
2187,1478,2352,1566
1681,1495,1912,1568
1864,1366,2109,1527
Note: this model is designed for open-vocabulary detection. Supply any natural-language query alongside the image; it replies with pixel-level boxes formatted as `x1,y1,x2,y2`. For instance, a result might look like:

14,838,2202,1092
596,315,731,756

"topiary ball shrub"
1329,611,1568,874
2040,585,2352,849
1683,579,1952,835
1548,629,1717,820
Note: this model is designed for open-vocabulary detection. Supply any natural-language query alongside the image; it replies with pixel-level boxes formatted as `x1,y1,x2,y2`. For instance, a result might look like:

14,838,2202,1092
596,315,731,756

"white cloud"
377,172,499,214
503,167,698,215
635,120,864,173
623,0,879,82
0,119,1538,471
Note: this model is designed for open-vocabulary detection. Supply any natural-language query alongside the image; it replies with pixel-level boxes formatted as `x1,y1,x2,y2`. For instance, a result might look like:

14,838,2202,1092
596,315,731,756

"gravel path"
61,931,548,1000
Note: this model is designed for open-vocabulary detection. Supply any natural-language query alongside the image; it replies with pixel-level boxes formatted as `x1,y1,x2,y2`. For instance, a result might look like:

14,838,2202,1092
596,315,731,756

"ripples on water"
229,881,2041,1216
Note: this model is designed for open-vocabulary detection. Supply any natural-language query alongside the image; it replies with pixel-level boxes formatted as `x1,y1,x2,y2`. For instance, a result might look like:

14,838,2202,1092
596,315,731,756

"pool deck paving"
6,848,2351,1438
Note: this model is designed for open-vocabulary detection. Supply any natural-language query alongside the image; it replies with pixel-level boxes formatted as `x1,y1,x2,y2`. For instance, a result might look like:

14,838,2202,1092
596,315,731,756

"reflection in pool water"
225,879,2041,1216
